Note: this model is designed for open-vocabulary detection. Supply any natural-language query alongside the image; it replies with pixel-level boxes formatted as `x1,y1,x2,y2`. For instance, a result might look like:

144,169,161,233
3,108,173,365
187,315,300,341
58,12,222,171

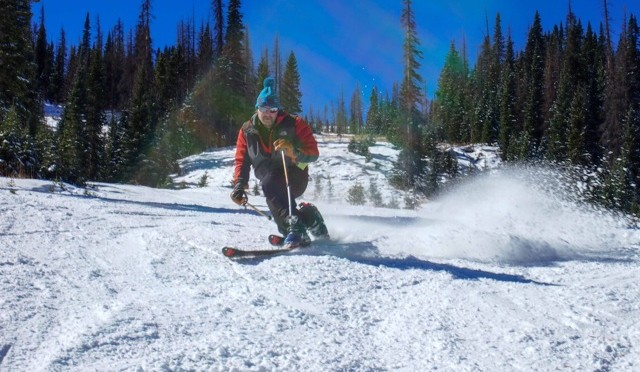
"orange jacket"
233,111,319,186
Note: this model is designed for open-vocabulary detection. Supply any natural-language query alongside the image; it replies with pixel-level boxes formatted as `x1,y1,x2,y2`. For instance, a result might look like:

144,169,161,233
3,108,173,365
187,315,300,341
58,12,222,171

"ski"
222,246,295,258
222,234,327,259
268,234,284,246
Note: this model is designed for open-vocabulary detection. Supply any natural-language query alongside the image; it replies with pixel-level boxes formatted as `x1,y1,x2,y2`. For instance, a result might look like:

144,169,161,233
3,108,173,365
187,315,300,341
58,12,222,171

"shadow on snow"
238,240,555,286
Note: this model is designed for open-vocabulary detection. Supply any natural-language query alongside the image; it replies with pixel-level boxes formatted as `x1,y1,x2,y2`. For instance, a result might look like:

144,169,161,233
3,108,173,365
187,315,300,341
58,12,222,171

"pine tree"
243,28,256,103
543,25,563,125
56,53,89,184
197,21,214,75
335,89,348,135
622,16,640,200
399,0,424,137
255,48,270,94
366,86,382,135
212,0,224,60
34,5,51,100
281,51,302,114
547,11,584,162
434,42,468,143
125,0,158,182
521,11,546,158
0,0,40,136
56,13,92,184
478,13,504,145
104,20,127,111
581,23,605,165
368,178,384,207
346,182,366,205
396,0,427,192
601,15,630,160
473,31,493,143
50,29,67,104
272,35,283,94
567,86,587,164
349,83,364,134
0,106,31,177
498,32,517,160
211,0,251,130
85,17,106,180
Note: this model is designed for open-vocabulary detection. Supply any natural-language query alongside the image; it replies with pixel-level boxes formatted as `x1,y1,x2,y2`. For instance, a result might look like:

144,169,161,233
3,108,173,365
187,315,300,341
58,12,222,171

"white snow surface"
1,135,639,371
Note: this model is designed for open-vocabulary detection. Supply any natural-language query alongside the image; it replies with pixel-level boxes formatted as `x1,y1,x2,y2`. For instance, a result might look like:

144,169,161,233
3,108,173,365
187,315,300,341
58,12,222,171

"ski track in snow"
1,135,639,371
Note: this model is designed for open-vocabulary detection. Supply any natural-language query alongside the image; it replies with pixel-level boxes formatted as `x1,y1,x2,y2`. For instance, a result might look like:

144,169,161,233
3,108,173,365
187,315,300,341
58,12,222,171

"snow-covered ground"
1,135,639,371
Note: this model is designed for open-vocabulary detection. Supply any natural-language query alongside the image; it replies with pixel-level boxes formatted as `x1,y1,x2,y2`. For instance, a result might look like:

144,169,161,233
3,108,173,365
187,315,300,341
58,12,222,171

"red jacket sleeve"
233,127,251,186
293,117,319,163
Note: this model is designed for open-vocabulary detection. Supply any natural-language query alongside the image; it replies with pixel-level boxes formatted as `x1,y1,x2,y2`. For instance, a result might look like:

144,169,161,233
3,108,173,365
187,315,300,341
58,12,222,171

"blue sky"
34,0,640,114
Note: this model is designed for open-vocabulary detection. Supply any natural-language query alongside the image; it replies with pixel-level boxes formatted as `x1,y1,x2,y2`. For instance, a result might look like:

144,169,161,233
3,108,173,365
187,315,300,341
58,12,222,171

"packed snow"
1,135,639,371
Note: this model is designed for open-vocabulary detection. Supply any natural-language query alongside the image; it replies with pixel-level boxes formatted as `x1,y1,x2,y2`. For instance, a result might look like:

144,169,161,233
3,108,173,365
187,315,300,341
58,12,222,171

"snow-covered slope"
1,136,639,371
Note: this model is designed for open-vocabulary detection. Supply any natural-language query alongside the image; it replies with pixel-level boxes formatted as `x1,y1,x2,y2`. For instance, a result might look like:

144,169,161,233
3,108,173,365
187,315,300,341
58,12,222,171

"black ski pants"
261,166,309,234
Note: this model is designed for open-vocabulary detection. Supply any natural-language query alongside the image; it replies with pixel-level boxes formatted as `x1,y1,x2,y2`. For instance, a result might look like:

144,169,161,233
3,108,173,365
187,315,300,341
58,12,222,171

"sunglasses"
258,106,279,113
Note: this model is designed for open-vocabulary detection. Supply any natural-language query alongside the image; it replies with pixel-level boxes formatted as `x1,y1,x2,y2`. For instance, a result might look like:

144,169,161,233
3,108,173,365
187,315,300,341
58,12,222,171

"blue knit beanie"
255,77,280,109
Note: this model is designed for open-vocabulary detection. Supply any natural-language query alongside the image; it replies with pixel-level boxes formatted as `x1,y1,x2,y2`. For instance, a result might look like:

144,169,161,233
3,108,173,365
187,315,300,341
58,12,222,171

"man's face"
257,106,278,127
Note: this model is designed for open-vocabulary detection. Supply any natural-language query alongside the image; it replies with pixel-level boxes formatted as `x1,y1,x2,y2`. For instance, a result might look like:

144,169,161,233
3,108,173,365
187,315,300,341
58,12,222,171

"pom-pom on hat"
255,77,280,109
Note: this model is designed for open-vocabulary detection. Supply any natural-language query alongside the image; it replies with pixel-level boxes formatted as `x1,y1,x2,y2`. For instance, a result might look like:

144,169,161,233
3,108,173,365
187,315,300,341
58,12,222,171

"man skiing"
230,77,328,248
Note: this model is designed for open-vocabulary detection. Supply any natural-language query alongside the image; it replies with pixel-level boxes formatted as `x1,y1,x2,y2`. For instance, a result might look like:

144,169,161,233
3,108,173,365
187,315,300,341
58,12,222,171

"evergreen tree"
34,5,51,100
335,89,348,135
50,29,67,104
255,48,270,94
217,0,246,96
601,15,631,160
272,35,283,94
346,182,366,205
85,17,106,180
543,25,563,125
622,16,640,200
211,0,251,133
349,83,364,134
125,0,158,182
197,21,214,75
57,46,89,184
243,28,256,103
567,86,587,164
477,13,504,145
0,0,40,136
104,20,127,111
396,0,427,192
521,11,546,158
581,23,605,165
547,11,584,162
0,105,32,177
434,42,468,142
498,32,517,160
281,51,302,114
399,0,424,136
368,178,384,207
212,0,224,60
601,107,638,213
365,86,382,135
472,31,493,143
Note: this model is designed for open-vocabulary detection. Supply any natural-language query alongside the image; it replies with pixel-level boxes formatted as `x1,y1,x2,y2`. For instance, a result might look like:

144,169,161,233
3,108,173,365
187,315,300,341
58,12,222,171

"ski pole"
281,150,293,220
243,200,272,220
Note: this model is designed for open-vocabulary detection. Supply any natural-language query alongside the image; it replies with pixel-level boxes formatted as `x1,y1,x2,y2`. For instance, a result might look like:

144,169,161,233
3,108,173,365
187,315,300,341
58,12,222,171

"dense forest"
1,0,639,216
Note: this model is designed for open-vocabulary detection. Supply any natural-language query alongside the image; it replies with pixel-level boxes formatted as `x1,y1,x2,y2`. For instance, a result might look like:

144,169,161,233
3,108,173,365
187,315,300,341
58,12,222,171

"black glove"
230,183,248,205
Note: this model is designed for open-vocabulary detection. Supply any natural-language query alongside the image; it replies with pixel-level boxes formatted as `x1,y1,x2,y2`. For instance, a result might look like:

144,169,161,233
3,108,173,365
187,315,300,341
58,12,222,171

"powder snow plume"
327,165,639,265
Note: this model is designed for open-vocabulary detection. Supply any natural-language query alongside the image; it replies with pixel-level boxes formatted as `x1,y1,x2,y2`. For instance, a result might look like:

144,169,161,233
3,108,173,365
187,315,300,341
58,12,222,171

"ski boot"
283,215,311,248
298,202,329,240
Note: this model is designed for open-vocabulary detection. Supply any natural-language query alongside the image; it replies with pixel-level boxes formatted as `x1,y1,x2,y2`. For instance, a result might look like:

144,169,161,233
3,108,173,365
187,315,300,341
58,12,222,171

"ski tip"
222,247,236,257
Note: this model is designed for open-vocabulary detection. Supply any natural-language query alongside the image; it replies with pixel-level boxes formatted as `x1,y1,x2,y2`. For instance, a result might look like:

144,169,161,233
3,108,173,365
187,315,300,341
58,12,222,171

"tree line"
0,0,303,186
346,0,639,215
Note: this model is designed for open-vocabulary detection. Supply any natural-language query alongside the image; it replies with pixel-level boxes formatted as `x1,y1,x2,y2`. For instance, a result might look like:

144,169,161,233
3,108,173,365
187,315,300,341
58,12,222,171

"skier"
230,77,329,248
